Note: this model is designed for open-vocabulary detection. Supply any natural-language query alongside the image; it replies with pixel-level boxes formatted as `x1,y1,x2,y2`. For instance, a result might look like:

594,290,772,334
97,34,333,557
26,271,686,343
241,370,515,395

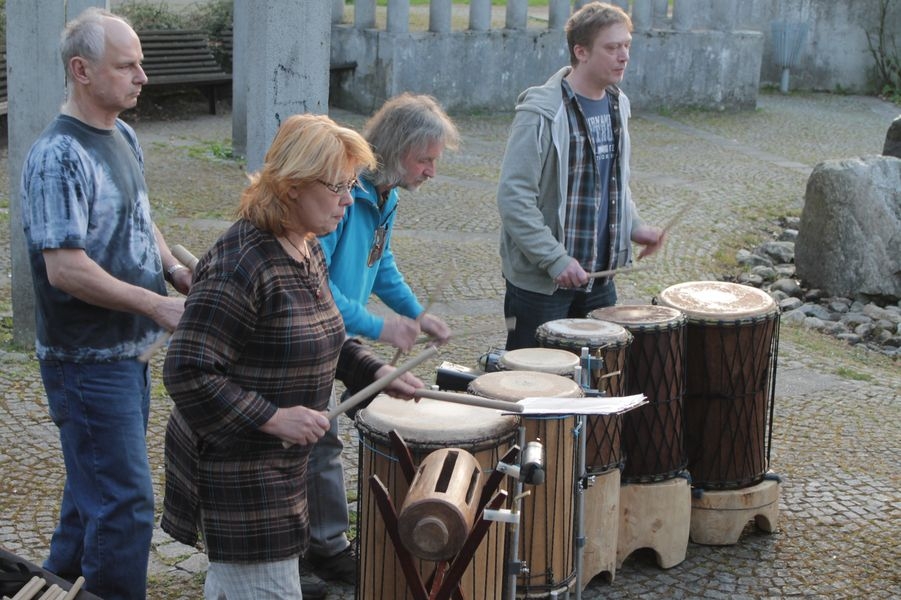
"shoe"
304,542,357,585
299,570,327,599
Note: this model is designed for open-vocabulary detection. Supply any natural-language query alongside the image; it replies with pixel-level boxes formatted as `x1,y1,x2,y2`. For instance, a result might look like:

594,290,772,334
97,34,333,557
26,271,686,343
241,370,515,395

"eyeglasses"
317,177,358,195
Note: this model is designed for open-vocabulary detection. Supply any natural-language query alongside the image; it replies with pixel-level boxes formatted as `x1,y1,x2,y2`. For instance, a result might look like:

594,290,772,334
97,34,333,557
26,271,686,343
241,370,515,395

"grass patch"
834,366,875,382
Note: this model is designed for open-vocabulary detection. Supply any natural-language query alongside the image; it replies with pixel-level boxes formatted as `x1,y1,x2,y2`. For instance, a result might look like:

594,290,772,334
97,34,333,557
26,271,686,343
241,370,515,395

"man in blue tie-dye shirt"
20,8,191,600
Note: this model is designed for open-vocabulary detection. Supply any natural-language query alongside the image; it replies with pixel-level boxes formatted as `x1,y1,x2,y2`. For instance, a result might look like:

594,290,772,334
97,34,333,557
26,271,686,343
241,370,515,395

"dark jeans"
40,359,154,600
504,279,617,350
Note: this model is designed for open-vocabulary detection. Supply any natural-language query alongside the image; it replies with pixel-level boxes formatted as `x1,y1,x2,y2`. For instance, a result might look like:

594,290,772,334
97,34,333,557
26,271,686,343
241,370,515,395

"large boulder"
795,156,901,301
885,115,901,159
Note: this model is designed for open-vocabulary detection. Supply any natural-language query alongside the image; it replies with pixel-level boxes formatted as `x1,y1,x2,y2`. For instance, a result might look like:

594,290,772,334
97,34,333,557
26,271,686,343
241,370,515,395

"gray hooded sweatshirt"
496,66,643,295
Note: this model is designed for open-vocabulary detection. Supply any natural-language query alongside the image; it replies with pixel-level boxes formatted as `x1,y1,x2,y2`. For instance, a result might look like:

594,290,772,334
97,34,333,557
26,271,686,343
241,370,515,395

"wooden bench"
0,54,8,117
138,29,232,115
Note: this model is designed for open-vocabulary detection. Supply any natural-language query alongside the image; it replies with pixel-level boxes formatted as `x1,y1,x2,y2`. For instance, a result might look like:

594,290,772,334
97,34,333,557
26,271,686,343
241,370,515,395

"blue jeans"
504,279,617,350
40,359,154,600
305,388,351,558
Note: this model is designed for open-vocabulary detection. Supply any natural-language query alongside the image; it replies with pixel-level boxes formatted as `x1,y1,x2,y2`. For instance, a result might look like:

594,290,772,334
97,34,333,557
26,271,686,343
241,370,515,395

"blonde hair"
566,2,633,67
238,114,376,235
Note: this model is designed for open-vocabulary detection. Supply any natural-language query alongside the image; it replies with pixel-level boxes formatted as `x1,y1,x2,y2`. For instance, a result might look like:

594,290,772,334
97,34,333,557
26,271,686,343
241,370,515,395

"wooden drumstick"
11,576,44,600
413,388,525,413
390,262,455,366
282,346,440,448
61,577,85,600
170,244,200,270
586,264,652,280
139,245,200,363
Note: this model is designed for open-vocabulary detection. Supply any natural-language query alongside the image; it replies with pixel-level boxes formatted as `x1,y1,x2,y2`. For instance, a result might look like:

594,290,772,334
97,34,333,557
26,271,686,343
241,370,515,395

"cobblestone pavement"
1,91,899,599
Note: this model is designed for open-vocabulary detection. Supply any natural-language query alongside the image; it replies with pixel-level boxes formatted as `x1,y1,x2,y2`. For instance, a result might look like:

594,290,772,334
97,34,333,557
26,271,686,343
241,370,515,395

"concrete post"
548,0,570,31
387,0,410,34
238,1,330,173
505,0,528,30
8,0,105,347
332,0,344,24
632,0,653,31
653,0,669,22
355,0,376,29
711,0,737,32
469,0,491,31
231,3,248,157
609,0,629,11
673,0,700,32
429,0,452,34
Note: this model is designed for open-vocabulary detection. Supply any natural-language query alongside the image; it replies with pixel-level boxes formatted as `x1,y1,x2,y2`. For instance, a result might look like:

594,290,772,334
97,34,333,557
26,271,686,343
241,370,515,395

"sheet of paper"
510,394,647,415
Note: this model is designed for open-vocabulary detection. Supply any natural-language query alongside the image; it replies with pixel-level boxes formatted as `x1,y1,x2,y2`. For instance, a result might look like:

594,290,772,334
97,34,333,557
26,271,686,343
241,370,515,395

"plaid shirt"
161,219,383,563
562,80,622,278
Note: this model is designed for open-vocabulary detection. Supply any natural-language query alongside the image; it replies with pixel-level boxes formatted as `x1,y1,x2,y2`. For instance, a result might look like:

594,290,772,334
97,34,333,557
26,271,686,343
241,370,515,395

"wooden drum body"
589,305,688,482
468,370,582,597
657,281,779,490
536,318,632,475
356,395,519,600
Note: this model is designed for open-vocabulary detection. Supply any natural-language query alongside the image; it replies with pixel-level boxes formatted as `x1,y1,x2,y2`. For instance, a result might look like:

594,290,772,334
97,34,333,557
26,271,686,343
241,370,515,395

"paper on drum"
515,394,646,415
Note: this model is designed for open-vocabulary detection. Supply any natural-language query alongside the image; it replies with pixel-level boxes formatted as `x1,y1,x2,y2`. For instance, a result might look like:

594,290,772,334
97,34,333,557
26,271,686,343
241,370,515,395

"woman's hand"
375,365,425,400
260,406,330,446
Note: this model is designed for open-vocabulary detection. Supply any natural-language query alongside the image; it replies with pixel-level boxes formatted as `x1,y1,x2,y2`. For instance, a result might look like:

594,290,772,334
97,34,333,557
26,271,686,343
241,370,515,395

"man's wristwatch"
165,263,188,284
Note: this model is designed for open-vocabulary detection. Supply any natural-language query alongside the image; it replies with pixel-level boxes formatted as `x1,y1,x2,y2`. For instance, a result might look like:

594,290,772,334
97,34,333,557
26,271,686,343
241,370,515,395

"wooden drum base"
690,475,780,545
580,469,621,586
616,476,691,569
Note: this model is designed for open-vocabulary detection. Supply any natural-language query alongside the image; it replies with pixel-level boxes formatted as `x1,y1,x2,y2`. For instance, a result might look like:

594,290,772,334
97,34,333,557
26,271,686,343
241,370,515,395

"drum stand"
368,430,514,600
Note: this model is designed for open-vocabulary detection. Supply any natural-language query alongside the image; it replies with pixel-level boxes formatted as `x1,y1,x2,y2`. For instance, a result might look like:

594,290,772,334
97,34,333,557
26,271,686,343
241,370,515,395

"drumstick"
389,274,451,366
171,244,200,270
586,264,652,280
411,317,517,346
413,388,525,413
11,577,44,600
661,202,693,235
282,345,440,448
139,245,200,363
61,578,85,600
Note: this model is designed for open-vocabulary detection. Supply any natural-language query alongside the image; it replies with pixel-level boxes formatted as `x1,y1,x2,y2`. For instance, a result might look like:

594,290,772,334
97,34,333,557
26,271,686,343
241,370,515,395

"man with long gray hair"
300,93,460,597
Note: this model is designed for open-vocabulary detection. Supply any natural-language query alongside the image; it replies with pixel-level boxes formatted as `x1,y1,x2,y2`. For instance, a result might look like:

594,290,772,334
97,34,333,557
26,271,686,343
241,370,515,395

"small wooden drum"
589,305,688,482
498,347,580,378
356,395,519,599
657,281,779,490
468,370,582,598
536,318,631,475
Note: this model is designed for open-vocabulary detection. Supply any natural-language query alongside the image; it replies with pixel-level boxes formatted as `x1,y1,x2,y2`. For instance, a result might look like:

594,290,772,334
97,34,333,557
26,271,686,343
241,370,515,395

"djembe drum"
498,347,580,378
468,370,582,598
656,281,780,490
356,395,519,599
588,305,688,482
536,318,632,476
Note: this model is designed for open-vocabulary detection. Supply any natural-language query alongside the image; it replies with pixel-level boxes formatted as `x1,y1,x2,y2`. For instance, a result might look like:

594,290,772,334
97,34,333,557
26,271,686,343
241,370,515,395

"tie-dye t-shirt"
21,115,167,362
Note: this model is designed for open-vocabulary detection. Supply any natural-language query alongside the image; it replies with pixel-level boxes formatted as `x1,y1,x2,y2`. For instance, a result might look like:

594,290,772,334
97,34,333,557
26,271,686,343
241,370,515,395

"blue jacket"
319,177,424,339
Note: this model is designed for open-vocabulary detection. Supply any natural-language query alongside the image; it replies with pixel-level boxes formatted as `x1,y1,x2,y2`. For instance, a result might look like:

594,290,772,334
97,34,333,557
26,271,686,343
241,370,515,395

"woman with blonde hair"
161,114,423,599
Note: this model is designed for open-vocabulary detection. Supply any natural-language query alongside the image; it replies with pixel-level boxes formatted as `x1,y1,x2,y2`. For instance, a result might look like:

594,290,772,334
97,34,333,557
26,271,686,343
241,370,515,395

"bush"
116,1,186,30
866,0,901,103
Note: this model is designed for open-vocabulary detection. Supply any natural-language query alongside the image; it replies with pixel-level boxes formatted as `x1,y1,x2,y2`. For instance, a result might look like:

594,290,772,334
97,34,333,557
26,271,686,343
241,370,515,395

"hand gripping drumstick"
138,244,200,363
413,388,525,413
282,345,440,448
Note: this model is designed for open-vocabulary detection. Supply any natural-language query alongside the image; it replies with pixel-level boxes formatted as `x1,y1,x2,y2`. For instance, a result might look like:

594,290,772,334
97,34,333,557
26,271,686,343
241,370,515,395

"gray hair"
60,7,129,74
362,93,460,189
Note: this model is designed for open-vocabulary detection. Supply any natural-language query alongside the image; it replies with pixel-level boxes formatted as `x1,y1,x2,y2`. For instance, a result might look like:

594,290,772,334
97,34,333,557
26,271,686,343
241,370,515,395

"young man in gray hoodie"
497,1,664,349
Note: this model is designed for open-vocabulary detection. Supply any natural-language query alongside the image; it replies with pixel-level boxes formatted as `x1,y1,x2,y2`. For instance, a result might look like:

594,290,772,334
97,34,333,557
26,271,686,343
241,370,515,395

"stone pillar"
355,0,376,29
469,0,491,31
548,0,570,30
672,0,700,32
387,0,410,34
8,0,105,347
710,0,736,32
237,1,330,173
505,0,528,30
332,0,344,24
632,0,653,31
429,0,452,33
231,4,248,157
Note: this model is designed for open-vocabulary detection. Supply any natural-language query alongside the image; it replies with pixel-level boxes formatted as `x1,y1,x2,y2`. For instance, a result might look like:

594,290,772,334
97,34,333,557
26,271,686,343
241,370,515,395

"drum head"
589,304,685,329
469,370,583,402
357,394,518,445
657,281,777,321
536,318,632,348
499,348,580,376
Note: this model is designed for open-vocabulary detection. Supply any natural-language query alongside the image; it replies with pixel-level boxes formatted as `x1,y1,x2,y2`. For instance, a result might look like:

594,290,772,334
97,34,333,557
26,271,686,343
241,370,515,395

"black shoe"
299,570,327,599
304,542,357,585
